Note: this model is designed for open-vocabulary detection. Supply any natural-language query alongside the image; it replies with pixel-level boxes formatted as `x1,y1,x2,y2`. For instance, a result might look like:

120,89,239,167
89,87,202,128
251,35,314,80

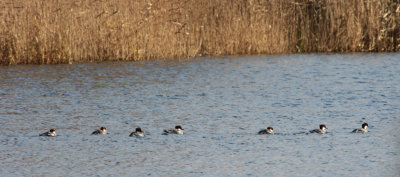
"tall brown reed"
0,0,399,65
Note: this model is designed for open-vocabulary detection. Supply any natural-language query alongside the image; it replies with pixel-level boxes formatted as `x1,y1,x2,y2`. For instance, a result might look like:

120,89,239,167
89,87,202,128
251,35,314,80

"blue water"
0,54,399,176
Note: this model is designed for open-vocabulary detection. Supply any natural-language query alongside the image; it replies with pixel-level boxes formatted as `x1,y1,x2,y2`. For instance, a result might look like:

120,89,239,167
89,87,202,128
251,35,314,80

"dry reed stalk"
0,0,399,65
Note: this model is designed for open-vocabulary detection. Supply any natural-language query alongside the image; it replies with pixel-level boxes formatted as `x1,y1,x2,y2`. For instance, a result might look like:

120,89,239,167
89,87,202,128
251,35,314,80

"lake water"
0,54,399,176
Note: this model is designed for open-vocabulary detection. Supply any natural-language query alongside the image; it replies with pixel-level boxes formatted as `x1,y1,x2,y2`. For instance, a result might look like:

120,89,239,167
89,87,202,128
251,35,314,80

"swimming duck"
258,127,274,135
309,124,327,134
92,126,107,135
352,123,368,133
130,127,144,137
39,128,56,137
163,125,184,135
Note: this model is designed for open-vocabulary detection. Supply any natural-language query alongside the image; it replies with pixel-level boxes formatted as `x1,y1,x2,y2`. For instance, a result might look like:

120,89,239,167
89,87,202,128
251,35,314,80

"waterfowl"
310,124,327,134
163,125,184,135
92,126,107,135
258,127,274,135
130,127,144,137
39,128,56,137
352,123,368,133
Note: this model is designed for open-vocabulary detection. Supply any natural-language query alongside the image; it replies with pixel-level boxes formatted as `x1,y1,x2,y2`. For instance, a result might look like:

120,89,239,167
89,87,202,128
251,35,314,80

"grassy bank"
0,0,399,65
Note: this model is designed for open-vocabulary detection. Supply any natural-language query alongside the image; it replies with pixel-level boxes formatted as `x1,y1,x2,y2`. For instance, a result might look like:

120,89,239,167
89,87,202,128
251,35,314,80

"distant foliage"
0,0,399,65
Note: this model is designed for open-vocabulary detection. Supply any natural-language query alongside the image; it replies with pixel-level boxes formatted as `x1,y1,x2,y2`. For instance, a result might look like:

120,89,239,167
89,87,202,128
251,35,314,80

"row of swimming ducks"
39,125,183,137
39,123,369,137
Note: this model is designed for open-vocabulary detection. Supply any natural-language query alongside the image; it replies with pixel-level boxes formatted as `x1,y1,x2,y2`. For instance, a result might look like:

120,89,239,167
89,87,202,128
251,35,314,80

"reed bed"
0,0,399,65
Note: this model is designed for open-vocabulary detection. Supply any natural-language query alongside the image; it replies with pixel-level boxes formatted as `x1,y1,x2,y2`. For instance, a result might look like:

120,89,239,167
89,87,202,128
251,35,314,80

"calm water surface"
0,54,399,176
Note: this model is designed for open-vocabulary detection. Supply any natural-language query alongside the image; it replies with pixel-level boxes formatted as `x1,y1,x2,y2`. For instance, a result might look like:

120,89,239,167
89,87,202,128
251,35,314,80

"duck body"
163,125,184,135
352,123,368,133
310,124,327,134
130,127,144,137
258,127,274,135
92,127,107,135
40,129,56,137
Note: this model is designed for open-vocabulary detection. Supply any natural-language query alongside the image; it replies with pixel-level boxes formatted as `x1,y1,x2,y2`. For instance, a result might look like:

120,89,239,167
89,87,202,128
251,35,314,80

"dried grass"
0,0,399,65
